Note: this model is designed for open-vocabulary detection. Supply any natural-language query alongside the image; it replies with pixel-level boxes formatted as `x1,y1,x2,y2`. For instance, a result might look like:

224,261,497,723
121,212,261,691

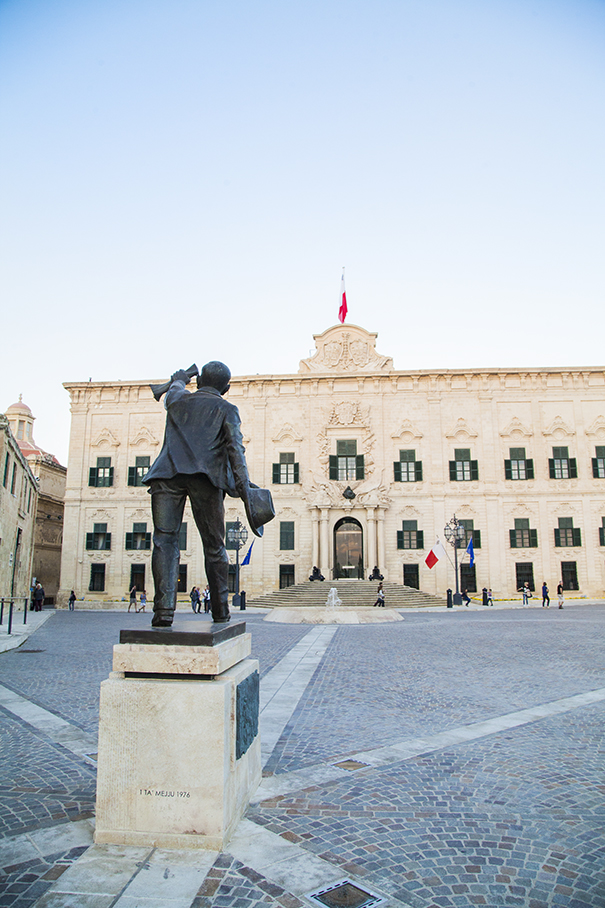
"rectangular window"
89,456,114,487
329,440,364,481
10,462,17,495
279,521,295,550
128,456,150,487
549,446,577,480
130,564,145,592
505,447,534,481
509,518,538,549
592,446,605,479
177,564,187,593
449,449,478,482
89,563,106,592
600,518,605,547
125,522,151,550
396,520,424,550
179,522,187,551
86,523,111,551
279,564,295,589
27,486,32,513
554,517,581,547
561,561,578,591
2,453,9,488
515,563,535,592
272,452,299,484
17,420,24,440
393,449,423,482
459,520,481,549
228,564,237,593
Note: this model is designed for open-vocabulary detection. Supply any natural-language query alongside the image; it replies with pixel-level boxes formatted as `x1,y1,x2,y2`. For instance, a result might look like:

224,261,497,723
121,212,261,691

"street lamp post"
443,515,466,605
227,519,248,610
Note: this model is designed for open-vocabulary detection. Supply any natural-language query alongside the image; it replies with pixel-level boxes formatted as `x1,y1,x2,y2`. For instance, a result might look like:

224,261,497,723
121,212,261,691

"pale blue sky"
1,0,604,462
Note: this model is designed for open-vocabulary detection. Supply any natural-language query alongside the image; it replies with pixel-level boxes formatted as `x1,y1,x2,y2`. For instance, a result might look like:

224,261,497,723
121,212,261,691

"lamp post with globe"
227,519,248,610
443,515,466,605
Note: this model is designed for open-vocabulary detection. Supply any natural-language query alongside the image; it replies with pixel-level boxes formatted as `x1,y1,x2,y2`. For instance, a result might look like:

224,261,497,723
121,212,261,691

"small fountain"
326,587,342,609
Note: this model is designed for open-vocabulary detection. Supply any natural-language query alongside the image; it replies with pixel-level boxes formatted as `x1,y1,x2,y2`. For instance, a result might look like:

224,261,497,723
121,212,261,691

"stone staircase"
245,579,447,610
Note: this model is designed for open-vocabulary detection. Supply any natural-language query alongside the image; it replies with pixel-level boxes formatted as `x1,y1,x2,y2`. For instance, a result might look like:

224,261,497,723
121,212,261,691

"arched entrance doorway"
333,517,364,579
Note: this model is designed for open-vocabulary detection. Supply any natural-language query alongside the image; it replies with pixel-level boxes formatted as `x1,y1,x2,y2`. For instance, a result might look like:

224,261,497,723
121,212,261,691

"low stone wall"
55,598,192,611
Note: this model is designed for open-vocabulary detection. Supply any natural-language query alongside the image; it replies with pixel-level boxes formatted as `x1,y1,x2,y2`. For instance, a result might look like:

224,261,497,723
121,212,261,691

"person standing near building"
373,582,385,607
487,588,494,606
202,585,211,613
128,586,137,612
542,581,550,607
68,590,76,611
33,582,45,612
138,590,147,612
521,582,530,605
557,581,564,609
189,586,200,613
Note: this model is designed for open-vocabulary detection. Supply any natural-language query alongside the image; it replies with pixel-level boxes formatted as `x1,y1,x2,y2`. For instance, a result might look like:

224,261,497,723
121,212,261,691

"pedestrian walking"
33,582,45,612
542,582,550,608
68,590,76,611
487,588,494,606
128,586,137,612
189,586,200,613
557,582,564,609
520,582,531,605
462,589,471,606
203,585,211,613
138,590,147,612
373,582,385,607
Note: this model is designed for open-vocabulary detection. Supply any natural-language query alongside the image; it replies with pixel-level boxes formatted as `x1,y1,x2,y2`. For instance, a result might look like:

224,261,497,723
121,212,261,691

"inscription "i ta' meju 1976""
139,789,190,798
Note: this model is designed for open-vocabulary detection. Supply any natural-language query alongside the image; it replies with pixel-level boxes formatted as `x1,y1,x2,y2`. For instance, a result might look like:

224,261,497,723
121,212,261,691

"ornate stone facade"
0,415,38,601
59,324,605,605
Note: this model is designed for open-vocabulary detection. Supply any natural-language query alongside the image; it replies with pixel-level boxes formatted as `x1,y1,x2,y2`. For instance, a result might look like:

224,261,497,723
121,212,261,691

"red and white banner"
425,539,447,569
338,270,348,324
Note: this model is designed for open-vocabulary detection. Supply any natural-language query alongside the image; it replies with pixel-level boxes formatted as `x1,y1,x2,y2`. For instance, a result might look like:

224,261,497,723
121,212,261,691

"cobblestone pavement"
0,604,604,907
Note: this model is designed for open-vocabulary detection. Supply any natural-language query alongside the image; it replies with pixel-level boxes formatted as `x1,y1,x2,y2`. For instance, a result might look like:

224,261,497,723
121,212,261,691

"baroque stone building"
0,414,38,602
58,324,605,606
5,398,67,603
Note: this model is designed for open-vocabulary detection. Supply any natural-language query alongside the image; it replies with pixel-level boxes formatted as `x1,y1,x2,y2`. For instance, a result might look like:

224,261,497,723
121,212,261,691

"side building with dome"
58,324,605,607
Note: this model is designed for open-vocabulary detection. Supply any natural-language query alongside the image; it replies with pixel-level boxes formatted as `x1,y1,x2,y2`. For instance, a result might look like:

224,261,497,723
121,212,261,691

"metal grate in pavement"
305,878,387,908
332,759,370,771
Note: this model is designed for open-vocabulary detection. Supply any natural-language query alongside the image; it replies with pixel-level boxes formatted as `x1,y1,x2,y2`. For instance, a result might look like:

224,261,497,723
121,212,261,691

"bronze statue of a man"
144,361,273,627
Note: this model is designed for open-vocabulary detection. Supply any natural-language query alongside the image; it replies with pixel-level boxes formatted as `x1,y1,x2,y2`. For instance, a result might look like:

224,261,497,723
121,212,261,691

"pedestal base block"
94,657,260,850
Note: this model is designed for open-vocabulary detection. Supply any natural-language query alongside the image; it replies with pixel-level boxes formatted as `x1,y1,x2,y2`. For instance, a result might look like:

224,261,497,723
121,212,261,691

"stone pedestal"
94,622,260,851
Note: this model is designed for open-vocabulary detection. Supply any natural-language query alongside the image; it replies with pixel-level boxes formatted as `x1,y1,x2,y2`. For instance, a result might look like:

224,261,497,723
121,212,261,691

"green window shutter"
125,533,133,550
417,530,424,549
396,530,403,550
549,459,556,479
473,529,481,549
593,458,600,478
600,527,605,546
470,460,479,481
569,458,577,479
356,454,365,480
573,527,581,546
89,467,97,487
179,523,187,551
449,461,457,481
329,455,338,480
128,467,136,486
104,533,111,550
416,461,423,481
108,467,114,487
272,463,280,484
529,529,538,547
509,529,517,548
293,462,299,483
504,460,512,480
144,533,151,549
526,459,534,479
554,528,561,547
86,533,94,550
393,461,402,482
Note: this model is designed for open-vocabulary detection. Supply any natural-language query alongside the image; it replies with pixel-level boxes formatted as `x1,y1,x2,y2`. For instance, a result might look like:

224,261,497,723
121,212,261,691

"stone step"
245,580,446,609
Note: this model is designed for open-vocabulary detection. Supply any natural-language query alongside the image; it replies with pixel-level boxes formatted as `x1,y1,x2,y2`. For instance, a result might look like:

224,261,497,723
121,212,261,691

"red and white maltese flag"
338,270,348,323
425,539,447,569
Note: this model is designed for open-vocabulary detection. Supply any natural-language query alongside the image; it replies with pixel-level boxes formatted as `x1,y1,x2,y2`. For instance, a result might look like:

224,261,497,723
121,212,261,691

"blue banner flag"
241,541,254,566
466,537,474,567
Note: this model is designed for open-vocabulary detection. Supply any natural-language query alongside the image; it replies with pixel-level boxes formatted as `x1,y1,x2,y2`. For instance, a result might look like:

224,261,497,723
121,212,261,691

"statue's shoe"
151,612,174,627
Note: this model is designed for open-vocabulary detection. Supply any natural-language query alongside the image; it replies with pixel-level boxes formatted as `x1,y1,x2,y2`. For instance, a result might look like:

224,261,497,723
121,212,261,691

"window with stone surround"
89,563,106,592
599,518,605,547
179,522,187,551
89,456,114,487
86,523,111,551
449,449,478,482
397,520,424,550
329,440,364,481
592,446,605,479
549,446,577,479
279,521,295,550
279,564,295,588
128,456,150,486
459,520,481,549
272,453,299,484
509,518,538,548
554,517,581,547
505,447,534,480
125,522,151,550
394,449,423,482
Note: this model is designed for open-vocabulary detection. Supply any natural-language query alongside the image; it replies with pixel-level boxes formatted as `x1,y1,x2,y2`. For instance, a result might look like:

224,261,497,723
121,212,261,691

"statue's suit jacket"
143,381,250,499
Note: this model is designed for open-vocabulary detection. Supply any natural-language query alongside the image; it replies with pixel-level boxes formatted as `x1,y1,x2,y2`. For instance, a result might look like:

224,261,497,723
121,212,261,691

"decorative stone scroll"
299,324,393,374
